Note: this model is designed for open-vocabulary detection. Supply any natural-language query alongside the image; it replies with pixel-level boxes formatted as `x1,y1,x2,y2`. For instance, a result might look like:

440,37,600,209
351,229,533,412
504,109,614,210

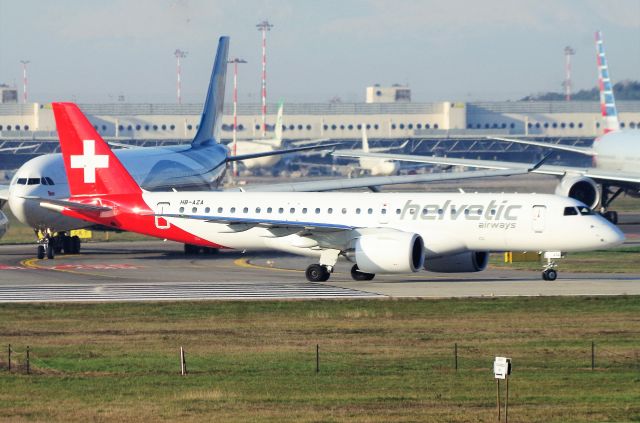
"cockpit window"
45,177,54,185
578,206,593,215
17,178,27,185
27,178,40,185
563,207,578,216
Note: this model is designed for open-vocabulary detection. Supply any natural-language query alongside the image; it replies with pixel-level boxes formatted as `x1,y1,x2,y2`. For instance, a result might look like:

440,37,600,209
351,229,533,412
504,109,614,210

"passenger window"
367,208,373,214
230,207,236,213
256,207,261,213
218,207,223,213
563,207,578,216
192,207,197,213
356,208,361,214
243,207,248,213
315,208,320,214
179,207,184,213
290,208,295,213
302,208,307,214
279,208,284,214
327,208,333,214
267,207,273,213
342,208,347,214
205,207,210,213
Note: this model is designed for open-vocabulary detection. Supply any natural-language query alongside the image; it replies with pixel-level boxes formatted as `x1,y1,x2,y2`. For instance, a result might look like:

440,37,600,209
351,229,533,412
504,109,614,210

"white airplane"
230,101,286,170
333,31,640,224
0,37,333,249
33,101,623,283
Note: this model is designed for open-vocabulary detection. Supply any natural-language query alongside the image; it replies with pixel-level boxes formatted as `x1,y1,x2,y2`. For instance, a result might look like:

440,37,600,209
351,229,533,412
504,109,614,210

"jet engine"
0,211,9,240
353,232,424,274
424,251,489,273
555,175,600,209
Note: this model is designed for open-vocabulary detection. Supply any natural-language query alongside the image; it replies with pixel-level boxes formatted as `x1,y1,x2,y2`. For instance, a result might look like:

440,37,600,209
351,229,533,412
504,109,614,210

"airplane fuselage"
592,130,640,173
8,142,229,232
63,192,623,260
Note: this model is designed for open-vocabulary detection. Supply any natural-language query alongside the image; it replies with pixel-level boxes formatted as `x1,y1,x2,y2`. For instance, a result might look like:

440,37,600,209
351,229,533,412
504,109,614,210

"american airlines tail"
192,36,230,146
595,30,620,134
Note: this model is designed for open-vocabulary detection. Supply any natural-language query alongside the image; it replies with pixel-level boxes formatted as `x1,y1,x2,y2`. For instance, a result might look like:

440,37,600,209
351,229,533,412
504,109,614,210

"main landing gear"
35,230,81,260
600,186,624,224
184,244,219,255
305,249,340,283
350,264,375,281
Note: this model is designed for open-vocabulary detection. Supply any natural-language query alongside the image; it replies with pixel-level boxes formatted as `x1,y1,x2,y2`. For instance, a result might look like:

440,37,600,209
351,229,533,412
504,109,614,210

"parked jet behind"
0,37,332,247
333,31,640,224
38,102,623,282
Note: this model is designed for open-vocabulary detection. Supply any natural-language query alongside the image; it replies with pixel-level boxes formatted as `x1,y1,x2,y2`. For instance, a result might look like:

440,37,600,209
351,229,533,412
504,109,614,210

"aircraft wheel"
62,236,72,254
350,264,375,281
542,269,557,281
46,245,55,259
184,244,200,255
37,245,45,259
71,236,81,254
306,264,330,282
604,211,618,225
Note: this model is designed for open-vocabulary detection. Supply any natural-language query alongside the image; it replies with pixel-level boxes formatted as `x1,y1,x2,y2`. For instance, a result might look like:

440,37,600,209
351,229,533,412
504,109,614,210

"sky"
0,0,638,104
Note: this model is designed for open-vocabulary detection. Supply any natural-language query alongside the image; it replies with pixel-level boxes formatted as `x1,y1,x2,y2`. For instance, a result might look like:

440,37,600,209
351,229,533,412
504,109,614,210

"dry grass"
0,298,638,422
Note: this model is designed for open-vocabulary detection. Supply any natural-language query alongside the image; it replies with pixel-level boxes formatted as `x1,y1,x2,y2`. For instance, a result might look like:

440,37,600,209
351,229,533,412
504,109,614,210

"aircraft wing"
227,143,338,163
226,168,530,192
0,185,8,208
156,213,354,235
331,151,640,186
487,137,595,156
0,145,38,153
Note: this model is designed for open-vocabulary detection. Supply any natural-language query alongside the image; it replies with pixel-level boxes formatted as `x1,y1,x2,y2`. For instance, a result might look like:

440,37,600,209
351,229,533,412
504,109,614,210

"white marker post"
493,356,512,422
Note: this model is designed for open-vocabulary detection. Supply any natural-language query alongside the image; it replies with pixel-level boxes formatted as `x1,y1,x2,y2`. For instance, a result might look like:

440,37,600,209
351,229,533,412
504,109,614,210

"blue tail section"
192,36,230,146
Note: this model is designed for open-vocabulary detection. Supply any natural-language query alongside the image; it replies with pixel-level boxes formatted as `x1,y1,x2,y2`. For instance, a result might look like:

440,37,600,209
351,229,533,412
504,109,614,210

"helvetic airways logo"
70,140,109,183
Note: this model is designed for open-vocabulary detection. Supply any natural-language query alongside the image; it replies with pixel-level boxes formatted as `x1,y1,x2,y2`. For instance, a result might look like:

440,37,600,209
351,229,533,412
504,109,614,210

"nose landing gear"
35,230,81,259
541,251,562,281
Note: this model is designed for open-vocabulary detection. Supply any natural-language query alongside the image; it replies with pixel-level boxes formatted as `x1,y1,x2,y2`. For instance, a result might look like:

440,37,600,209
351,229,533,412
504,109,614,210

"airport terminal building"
1,85,640,170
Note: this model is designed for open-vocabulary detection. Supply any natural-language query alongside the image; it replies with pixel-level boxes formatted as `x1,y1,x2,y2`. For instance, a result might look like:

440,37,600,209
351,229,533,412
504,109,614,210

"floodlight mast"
20,60,30,103
563,46,575,101
228,57,247,177
174,49,188,104
256,19,273,137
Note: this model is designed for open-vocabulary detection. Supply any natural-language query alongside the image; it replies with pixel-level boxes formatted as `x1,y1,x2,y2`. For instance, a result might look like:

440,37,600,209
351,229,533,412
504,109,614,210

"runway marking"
19,258,136,279
0,282,385,303
0,265,27,271
233,258,302,273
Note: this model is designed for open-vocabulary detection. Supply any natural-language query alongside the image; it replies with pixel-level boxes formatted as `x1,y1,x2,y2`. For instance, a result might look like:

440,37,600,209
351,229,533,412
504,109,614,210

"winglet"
528,152,553,172
192,36,230,146
595,30,620,134
52,102,141,197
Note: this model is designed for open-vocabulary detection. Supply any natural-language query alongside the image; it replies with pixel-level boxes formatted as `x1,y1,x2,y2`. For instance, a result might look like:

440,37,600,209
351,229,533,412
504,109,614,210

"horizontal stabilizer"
22,196,112,212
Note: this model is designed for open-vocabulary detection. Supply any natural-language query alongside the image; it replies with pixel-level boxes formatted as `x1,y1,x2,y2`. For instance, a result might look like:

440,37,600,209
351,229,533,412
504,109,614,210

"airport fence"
0,342,638,376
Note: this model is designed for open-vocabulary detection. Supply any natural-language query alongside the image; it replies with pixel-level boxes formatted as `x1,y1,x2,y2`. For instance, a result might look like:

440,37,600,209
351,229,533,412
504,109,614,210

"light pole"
174,49,188,104
256,20,273,137
228,58,247,177
20,60,30,103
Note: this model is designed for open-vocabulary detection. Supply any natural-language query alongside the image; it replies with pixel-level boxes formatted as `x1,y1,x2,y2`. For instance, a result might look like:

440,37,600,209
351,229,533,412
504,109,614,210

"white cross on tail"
70,140,109,183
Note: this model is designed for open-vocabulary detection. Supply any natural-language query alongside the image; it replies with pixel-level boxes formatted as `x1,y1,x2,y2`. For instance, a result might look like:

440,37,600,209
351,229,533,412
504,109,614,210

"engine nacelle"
555,175,600,209
0,211,9,240
354,232,425,274
424,251,489,273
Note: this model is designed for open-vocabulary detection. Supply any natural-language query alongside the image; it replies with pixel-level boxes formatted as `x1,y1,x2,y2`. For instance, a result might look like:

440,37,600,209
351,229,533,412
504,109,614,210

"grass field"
0,297,638,422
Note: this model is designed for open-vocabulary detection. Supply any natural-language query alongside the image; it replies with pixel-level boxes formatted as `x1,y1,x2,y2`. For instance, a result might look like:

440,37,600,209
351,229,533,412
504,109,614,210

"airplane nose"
598,221,625,248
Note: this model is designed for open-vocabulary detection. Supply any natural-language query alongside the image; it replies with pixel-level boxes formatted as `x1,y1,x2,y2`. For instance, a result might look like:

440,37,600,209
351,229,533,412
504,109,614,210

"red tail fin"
52,102,141,197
